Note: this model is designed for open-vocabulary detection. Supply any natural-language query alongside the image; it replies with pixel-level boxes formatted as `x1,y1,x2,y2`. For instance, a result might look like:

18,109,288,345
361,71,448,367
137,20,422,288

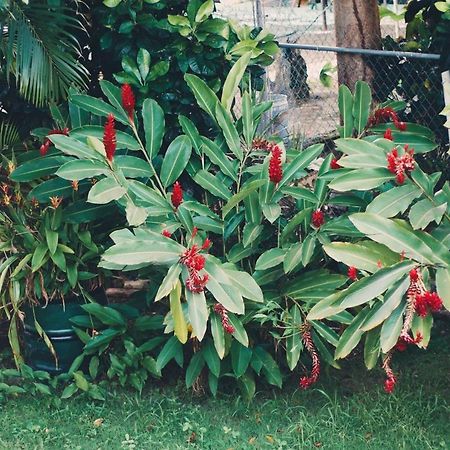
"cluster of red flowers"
121,84,135,120
162,230,172,238
386,145,415,184
171,181,183,209
383,128,393,141
103,114,117,162
347,266,358,281
368,107,407,131
268,144,283,184
394,333,422,352
179,229,211,293
408,268,442,318
330,158,341,169
213,304,235,334
311,209,325,228
299,326,320,389
40,128,70,156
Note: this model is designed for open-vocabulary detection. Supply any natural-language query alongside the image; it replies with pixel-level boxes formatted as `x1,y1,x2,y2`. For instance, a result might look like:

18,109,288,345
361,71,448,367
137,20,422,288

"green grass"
0,329,449,450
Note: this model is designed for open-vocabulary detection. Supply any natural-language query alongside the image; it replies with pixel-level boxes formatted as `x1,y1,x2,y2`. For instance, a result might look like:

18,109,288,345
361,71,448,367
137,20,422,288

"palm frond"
2,1,90,107
0,120,20,151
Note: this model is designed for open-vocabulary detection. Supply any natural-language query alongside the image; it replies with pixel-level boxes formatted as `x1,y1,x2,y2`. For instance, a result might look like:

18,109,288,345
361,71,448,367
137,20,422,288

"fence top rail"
278,43,441,61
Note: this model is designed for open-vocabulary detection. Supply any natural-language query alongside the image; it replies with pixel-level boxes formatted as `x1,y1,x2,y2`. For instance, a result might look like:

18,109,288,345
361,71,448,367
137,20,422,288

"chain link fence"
216,1,447,144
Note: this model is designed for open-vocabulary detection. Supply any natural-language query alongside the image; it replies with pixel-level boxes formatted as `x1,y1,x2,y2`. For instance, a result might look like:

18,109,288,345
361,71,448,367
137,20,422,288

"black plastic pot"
23,291,106,374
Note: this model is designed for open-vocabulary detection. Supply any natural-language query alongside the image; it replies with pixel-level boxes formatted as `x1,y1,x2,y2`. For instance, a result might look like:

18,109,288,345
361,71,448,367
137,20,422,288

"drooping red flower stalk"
386,145,415,184
368,107,407,132
382,352,397,394
171,181,183,209
121,84,135,120
311,209,325,228
347,266,358,281
384,128,393,141
268,145,283,184
299,325,320,390
179,232,210,293
103,114,117,162
40,127,70,156
415,292,443,317
330,158,341,169
214,304,235,334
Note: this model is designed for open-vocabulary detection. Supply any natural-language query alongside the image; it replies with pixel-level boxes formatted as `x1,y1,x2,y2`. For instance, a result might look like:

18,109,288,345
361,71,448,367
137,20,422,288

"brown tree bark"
334,0,382,91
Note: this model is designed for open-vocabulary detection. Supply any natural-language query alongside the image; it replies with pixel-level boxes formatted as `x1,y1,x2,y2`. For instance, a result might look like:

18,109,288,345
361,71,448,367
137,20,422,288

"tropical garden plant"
8,56,444,399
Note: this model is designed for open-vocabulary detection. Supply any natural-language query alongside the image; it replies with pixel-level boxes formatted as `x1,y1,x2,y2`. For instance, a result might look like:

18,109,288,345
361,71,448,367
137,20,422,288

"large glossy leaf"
185,352,205,388
63,201,115,224
155,264,182,301
50,134,103,160
211,313,225,359
128,180,172,211
224,269,264,302
366,184,422,217
242,92,253,148
338,85,354,137
350,213,436,264
380,302,405,353
200,137,237,180
160,136,192,187
56,159,108,181
227,314,249,347
170,281,188,344
115,156,154,178
156,336,183,372
286,305,302,371
29,178,76,202
10,156,72,182
222,179,265,217
409,198,447,230
353,81,372,134
71,126,140,150
203,340,220,378
231,340,252,377
87,177,126,204
221,52,252,111
205,273,244,314
255,248,285,271
329,168,393,191
185,74,218,122
215,103,242,160
335,138,385,156
186,289,208,341
194,170,231,200
364,328,381,370
70,94,128,124
142,98,165,159
436,268,450,311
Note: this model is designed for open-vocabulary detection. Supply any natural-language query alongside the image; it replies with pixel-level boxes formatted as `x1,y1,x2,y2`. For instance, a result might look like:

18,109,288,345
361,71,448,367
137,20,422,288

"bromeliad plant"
46,61,449,397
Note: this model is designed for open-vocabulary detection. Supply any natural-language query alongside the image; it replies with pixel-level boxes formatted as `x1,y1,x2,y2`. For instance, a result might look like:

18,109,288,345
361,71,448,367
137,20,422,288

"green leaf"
194,170,231,200
361,277,409,331
301,235,316,267
186,289,208,341
253,347,282,388
231,340,252,377
195,0,214,22
237,372,256,401
142,98,165,159
242,223,263,248
335,306,371,359
128,180,172,210
329,168,393,191
353,81,372,134
411,314,433,349
115,156,154,178
155,264,182,301
409,198,447,230
45,229,58,255
366,184,422,217
206,274,244,314
279,144,323,188
31,244,48,272
222,179,265,217
185,74,218,122
10,156,72,182
224,269,264,303
242,92,253,148
436,268,450,311
156,336,183,372
179,115,202,155
87,177,126,204
60,383,78,399
221,52,252,111
283,242,303,274
280,208,312,243
70,94,128,124
137,48,151,81
281,186,319,204
186,352,205,388
228,314,249,346
56,159,108,181
286,304,302,371
203,340,220,377
50,135,103,160
215,104,242,160
338,85,354,137
200,137,237,180
349,213,437,265
255,248,285,271
364,327,381,370
170,281,188,344
160,136,192,187
73,372,89,392
211,313,225,359
380,301,405,353
82,303,126,328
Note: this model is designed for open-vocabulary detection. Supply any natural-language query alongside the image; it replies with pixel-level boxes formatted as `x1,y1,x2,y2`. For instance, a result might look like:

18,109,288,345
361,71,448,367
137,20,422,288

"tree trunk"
334,0,381,91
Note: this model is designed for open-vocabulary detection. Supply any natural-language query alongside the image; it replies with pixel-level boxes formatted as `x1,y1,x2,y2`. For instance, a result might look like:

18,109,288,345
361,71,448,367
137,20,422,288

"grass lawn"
0,326,449,450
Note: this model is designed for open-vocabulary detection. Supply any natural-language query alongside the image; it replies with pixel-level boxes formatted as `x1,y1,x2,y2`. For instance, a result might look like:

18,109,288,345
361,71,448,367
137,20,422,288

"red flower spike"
121,84,135,119
312,209,325,228
384,128,393,141
162,230,172,238
409,269,419,282
386,145,415,185
103,114,117,162
299,327,320,390
179,235,210,294
384,377,396,394
268,145,283,184
347,266,358,281
213,304,235,334
415,291,443,317
171,181,183,209
201,238,212,250
330,158,341,169
396,121,407,132
40,142,50,156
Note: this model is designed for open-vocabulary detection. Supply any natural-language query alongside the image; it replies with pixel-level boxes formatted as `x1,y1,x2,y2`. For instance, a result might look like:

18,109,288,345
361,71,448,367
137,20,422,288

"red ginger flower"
330,158,341,169
415,291,443,317
384,376,396,394
386,145,415,184
214,304,234,334
171,181,183,209
103,114,116,162
180,232,210,293
299,326,320,390
268,145,283,183
368,107,407,132
312,209,325,228
384,128,393,141
121,84,135,119
347,266,358,281
162,230,172,238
